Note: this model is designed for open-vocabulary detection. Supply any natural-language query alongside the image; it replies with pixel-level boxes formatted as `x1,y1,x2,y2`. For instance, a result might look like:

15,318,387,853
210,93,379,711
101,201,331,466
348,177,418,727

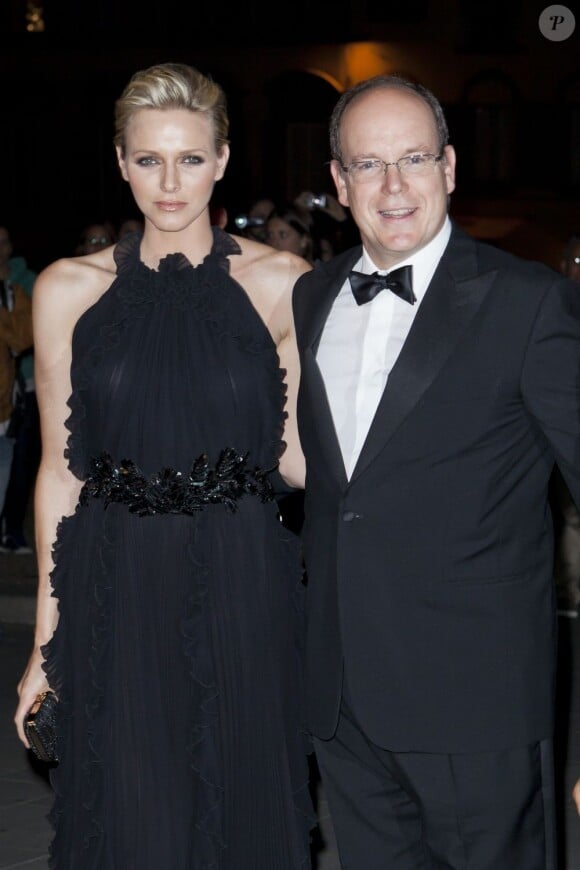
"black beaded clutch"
24,691,59,763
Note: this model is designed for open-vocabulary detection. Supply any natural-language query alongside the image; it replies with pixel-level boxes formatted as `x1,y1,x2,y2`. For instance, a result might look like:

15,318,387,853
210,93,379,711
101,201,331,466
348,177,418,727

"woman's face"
265,216,306,256
116,108,229,233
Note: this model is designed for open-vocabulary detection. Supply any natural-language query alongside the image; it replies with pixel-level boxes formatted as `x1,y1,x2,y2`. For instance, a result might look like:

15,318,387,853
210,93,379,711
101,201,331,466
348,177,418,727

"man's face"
330,87,456,270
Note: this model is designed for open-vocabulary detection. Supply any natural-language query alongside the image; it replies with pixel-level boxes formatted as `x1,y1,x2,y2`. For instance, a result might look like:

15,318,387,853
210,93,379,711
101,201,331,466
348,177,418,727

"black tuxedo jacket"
292,223,580,753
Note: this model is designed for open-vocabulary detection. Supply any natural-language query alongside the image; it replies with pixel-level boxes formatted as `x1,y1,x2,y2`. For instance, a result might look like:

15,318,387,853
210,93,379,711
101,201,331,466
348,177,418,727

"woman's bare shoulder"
227,234,311,344
33,249,118,353
230,234,311,295
34,249,117,319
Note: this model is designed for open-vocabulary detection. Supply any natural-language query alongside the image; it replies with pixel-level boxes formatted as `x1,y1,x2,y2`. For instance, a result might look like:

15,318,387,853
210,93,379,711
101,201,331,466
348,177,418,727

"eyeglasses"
340,152,444,183
87,236,111,246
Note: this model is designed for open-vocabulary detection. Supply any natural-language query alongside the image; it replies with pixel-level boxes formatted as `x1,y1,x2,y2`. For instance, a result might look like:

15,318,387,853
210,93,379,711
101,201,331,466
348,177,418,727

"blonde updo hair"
114,62,230,157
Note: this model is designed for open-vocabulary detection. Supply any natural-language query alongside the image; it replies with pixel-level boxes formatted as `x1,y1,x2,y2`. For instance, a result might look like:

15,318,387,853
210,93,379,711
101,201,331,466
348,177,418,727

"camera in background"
304,194,327,209
234,215,266,230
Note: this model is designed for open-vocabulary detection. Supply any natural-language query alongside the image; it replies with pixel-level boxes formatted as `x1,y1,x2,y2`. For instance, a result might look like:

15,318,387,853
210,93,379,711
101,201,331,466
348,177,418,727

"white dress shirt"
316,217,451,478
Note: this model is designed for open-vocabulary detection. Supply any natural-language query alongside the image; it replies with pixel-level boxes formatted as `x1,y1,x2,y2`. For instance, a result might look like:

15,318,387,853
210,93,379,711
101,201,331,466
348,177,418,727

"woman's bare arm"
263,251,310,490
223,238,311,489
276,294,306,489
14,258,109,745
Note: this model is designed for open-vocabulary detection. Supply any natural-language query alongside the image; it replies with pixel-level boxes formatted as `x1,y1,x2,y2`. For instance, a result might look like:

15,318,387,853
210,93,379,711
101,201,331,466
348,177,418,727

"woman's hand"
14,649,51,748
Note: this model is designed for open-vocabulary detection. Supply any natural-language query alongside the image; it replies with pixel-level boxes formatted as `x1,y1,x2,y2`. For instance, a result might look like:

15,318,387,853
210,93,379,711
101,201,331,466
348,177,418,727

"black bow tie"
349,265,415,306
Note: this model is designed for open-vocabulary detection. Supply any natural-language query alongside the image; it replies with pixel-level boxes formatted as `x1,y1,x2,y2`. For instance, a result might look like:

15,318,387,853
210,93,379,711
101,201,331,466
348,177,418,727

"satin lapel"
350,231,497,484
299,251,361,488
302,348,349,487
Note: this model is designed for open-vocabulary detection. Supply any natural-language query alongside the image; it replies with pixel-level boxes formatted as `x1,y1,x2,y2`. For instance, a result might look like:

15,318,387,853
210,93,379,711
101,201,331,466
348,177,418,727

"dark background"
0,0,578,270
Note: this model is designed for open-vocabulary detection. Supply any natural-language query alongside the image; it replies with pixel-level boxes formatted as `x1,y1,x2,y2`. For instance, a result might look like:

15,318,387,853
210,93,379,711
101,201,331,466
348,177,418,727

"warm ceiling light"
26,1,45,32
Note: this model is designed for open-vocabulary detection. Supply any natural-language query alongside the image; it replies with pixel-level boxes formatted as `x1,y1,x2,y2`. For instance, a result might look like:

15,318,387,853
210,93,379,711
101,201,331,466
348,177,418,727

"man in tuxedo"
292,74,580,869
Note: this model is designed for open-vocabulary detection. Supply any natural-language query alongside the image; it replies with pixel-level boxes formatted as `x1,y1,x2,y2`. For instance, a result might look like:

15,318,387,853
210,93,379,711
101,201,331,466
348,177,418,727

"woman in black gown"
15,62,314,868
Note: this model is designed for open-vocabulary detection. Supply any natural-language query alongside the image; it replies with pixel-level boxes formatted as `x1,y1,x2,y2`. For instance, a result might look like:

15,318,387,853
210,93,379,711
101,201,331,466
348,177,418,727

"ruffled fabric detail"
42,504,113,866
43,506,230,867
42,514,73,865
64,228,288,481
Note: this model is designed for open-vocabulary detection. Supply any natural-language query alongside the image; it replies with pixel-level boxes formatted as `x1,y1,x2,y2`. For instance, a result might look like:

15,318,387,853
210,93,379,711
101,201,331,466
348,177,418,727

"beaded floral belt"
79,448,275,517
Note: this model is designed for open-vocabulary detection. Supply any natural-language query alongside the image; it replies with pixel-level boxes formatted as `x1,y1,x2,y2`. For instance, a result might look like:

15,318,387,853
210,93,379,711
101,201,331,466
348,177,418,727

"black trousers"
313,687,557,869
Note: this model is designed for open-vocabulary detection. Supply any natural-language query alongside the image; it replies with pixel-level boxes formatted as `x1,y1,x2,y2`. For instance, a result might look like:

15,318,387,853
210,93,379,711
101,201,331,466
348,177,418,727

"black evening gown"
43,229,314,868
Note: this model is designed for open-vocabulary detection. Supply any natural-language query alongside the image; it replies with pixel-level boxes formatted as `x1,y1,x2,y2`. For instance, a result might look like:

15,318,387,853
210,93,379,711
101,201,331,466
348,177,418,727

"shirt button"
342,510,357,522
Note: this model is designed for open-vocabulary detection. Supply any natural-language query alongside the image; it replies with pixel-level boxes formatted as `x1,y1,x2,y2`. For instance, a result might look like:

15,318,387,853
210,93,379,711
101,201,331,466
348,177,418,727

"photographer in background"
294,189,358,260
561,233,580,283
0,225,39,553
265,203,319,264
234,196,275,243
0,225,34,521
75,219,117,255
